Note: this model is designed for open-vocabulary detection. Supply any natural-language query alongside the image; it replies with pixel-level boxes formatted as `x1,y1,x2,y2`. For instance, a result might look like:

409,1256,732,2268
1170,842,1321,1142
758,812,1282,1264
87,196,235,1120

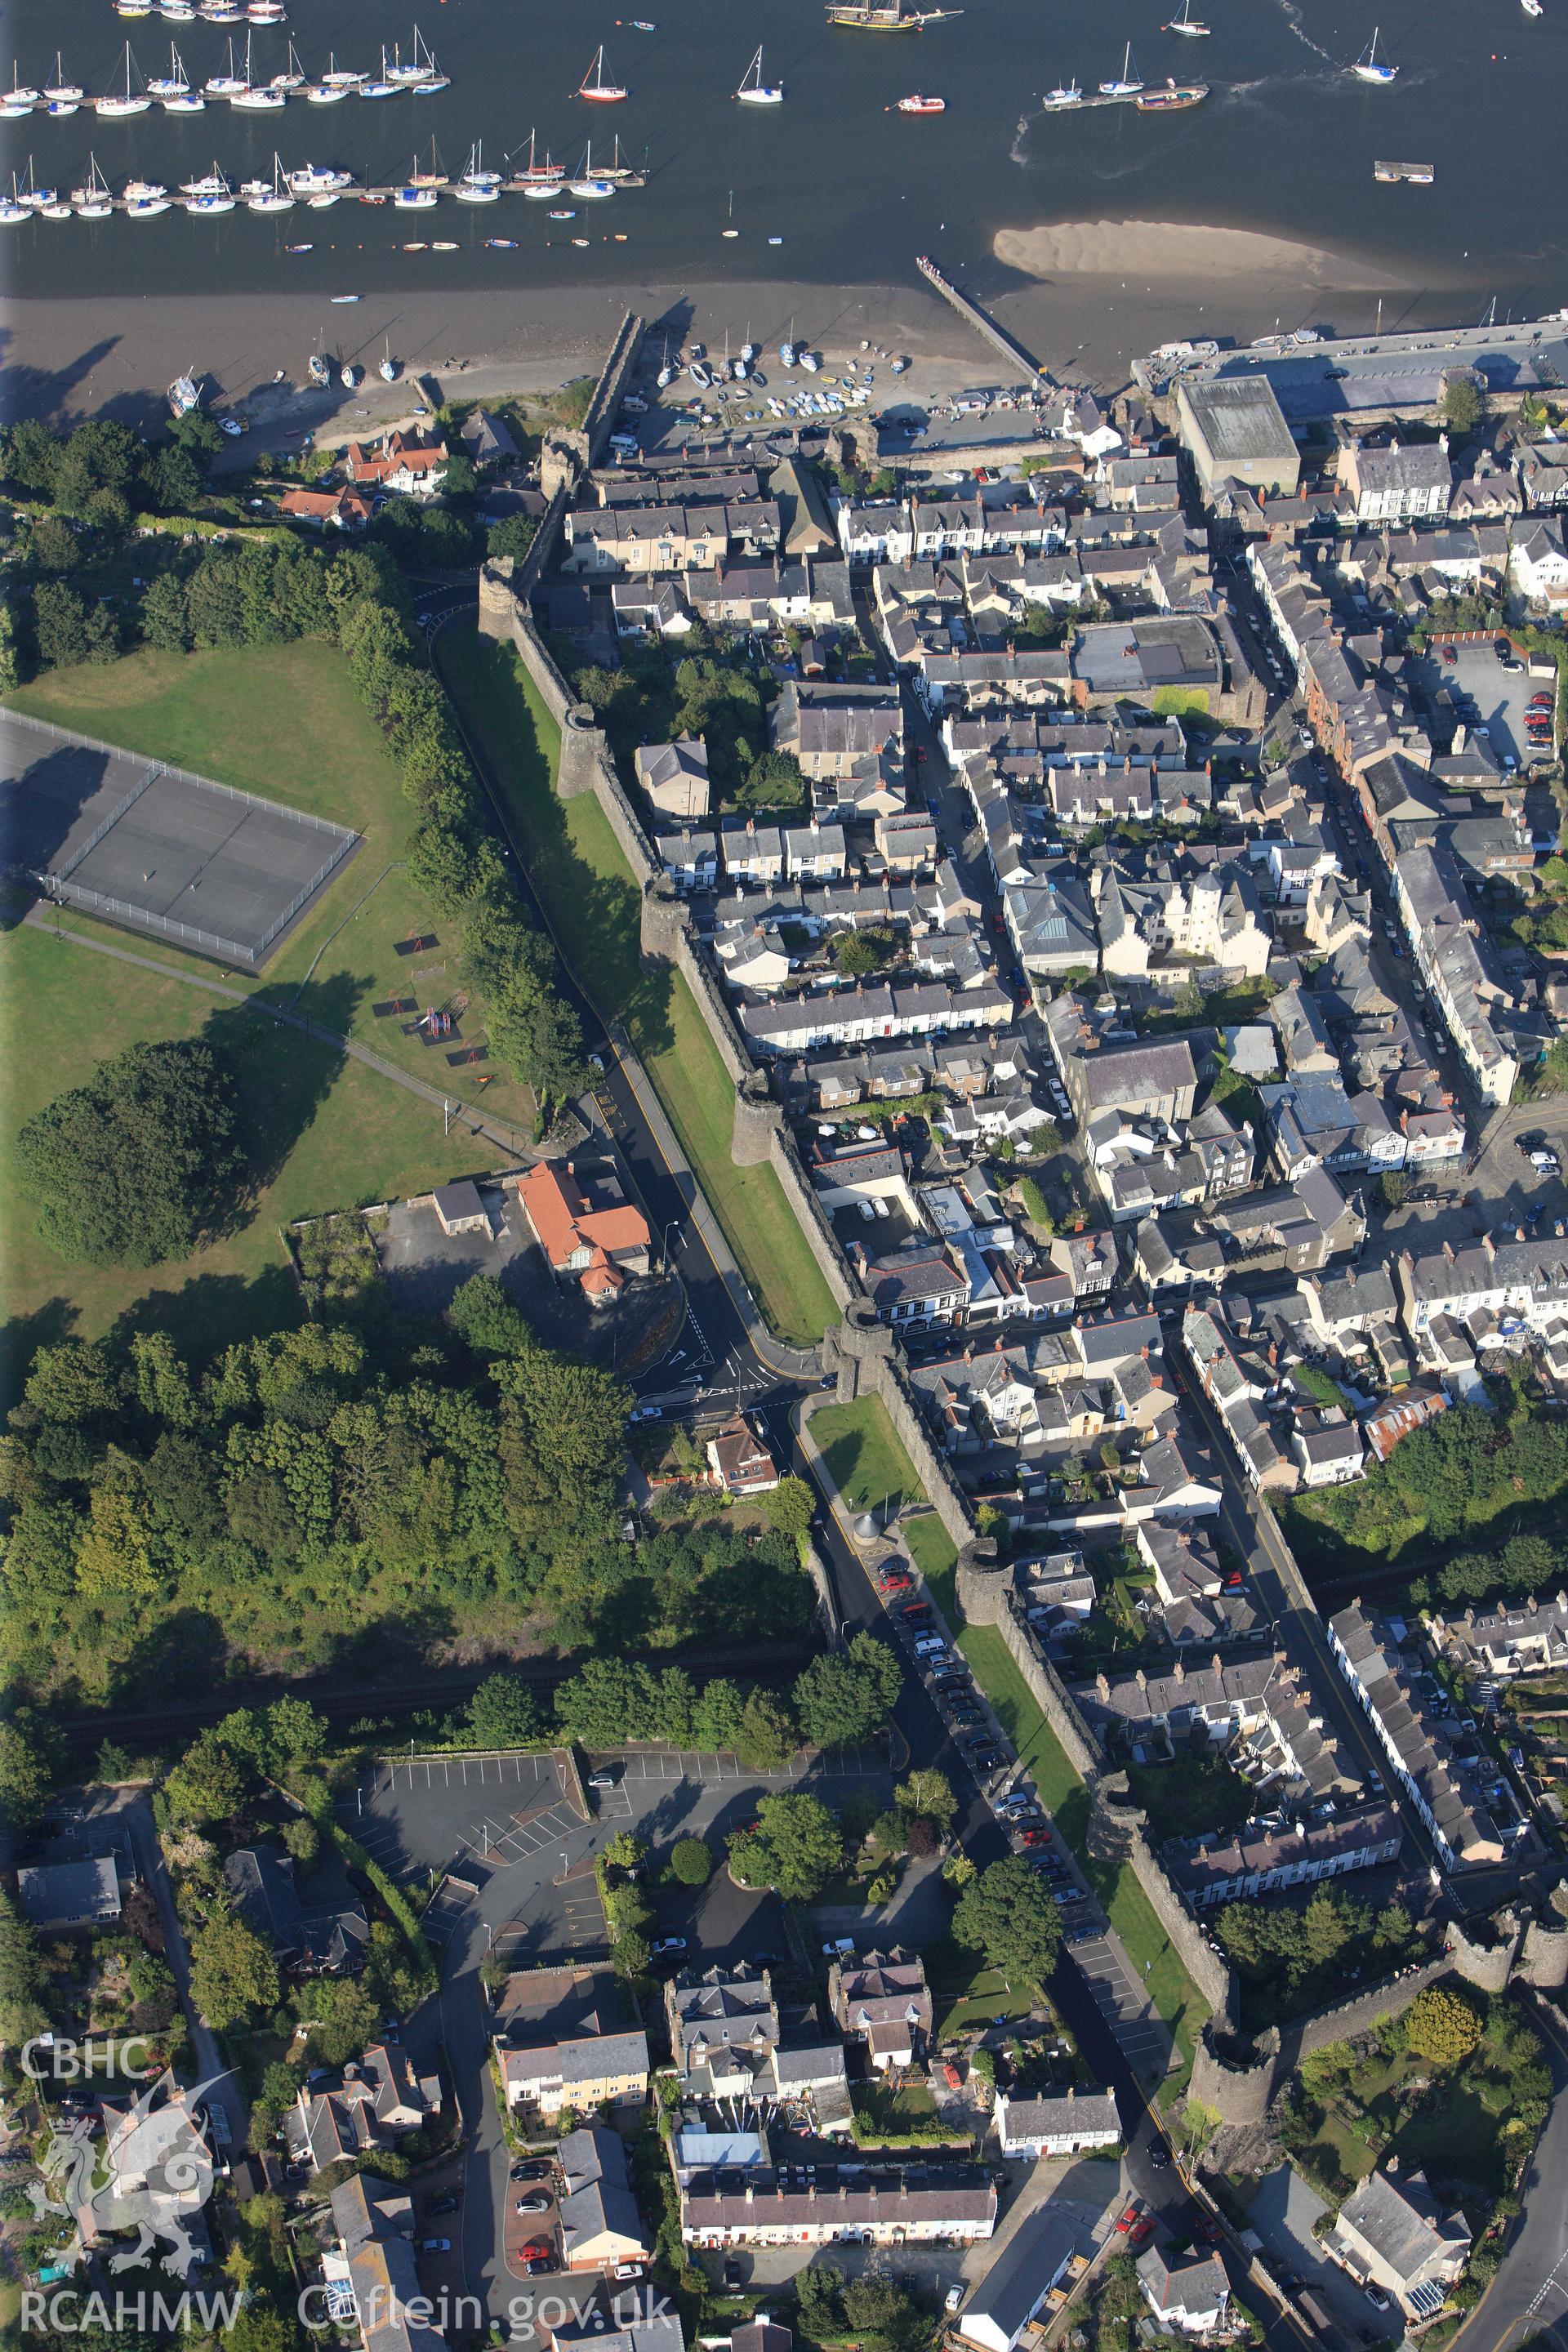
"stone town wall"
476,578,859,1323
1190,1922,1550,2127
821,1307,981,1557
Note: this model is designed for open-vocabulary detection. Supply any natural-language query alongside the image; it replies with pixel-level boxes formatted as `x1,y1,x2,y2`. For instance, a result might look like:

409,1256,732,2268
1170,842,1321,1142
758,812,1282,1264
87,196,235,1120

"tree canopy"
728,1791,842,1902
17,1036,247,1267
189,1913,280,2030
951,1856,1062,1991
1404,1984,1483,2067
792,1631,902,1751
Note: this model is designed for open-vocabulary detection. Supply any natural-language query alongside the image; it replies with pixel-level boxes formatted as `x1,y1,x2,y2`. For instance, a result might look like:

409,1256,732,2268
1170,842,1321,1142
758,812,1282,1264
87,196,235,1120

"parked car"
899,1601,933,1624
516,2196,550,2215
1148,2141,1170,2171
879,1567,913,1592
1018,1828,1052,1849
421,2238,451,2254
518,2240,552,2263
524,2257,552,2276
428,2194,459,2216
1441,644,1457,663
513,2162,551,2180
724,2261,745,2292
587,1767,620,1788
1365,2287,1392,2312
1116,2204,1143,2235
653,1936,688,1954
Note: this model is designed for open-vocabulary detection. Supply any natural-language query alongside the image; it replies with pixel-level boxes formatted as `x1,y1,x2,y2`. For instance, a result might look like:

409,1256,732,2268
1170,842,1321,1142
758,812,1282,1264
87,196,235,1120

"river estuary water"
2,0,1566,330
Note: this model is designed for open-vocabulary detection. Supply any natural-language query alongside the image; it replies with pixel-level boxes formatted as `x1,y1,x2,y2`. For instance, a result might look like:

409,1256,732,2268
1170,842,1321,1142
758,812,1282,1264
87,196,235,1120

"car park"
587,1767,620,1788
948,1704,982,1725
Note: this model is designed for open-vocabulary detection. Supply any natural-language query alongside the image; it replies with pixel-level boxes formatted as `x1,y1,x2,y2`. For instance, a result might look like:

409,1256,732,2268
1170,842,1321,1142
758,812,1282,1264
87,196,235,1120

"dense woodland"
0,1276,813,1714
1285,1389,1568,1572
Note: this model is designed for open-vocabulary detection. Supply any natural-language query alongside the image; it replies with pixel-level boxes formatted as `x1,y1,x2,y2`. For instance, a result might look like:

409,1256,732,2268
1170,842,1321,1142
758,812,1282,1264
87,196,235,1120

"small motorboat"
894,91,945,110
547,207,576,218
288,162,354,194
1041,82,1082,105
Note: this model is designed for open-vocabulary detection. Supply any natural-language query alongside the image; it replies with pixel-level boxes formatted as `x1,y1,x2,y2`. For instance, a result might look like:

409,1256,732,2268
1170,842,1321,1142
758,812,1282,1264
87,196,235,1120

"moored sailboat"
736,45,785,102
577,45,629,100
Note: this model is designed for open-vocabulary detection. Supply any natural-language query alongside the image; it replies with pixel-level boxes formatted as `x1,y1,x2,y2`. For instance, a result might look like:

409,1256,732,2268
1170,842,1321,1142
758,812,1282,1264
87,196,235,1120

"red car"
1129,2216,1156,2246
1116,2205,1141,2235
899,1601,933,1623
1441,645,1457,663
518,2240,552,2263
1018,1828,1053,1848
1530,692,1553,707
880,1569,913,1592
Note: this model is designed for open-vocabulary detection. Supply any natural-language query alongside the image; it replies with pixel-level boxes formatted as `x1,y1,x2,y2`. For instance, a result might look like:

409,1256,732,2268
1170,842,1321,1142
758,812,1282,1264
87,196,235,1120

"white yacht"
736,45,785,102
1099,41,1143,93
454,141,502,199
204,42,247,96
97,44,153,114
71,156,115,216
45,56,86,104
288,162,354,194
247,155,294,209
1352,28,1398,81
1041,80,1083,105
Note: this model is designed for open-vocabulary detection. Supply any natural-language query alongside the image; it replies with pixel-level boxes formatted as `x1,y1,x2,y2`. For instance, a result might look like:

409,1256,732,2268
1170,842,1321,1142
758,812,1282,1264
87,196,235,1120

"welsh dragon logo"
29,2069,216,2278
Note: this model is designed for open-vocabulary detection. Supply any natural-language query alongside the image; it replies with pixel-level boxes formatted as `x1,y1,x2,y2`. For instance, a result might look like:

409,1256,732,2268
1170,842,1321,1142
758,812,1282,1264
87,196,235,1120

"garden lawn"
6,643,540,1138
956,1624,1209,2091
438,627,837,1348
925,1936,1036,2038
812,1396,927,1517
0,914,500,1388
